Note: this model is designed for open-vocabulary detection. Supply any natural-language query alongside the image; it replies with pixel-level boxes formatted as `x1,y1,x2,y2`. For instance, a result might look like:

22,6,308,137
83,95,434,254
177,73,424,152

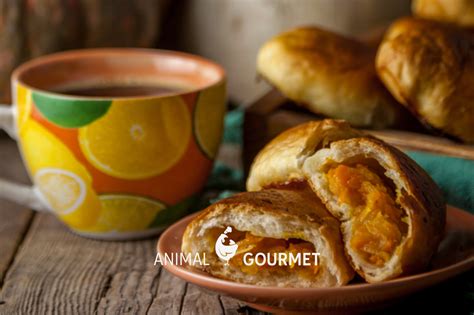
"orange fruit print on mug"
17,81,226,238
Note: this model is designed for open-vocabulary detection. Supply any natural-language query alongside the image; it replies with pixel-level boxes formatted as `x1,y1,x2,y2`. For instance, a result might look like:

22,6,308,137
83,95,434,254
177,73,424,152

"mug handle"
0,104,48,211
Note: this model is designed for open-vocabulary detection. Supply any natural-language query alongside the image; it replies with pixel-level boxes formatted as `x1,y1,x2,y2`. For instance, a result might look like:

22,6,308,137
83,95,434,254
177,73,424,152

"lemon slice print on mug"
79,97,191,180
90,194,166,232
35,168,86,214
20,120,101,229
194,83,226,159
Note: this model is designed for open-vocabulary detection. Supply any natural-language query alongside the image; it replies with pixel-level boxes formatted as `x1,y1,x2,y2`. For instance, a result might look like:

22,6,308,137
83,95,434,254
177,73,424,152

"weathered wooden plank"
0,213,107,314
0,135,266,314
0,136,34,286
0,210,263,314
147,268,187,314
95,241,160,314
179,283,268,315
147,268,266,315
0,201,32,287
220,295,267,315
181,283,264,315
180,283,223,315
0,212,159,314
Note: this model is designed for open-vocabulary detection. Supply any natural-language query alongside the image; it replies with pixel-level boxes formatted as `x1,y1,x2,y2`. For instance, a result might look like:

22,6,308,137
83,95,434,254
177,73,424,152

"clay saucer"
157,205,474,314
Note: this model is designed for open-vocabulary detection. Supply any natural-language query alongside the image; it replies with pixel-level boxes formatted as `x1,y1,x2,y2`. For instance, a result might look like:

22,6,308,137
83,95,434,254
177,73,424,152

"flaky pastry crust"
376,17,474,143
257,27,404,128
247,120,446,282
182,187,354,287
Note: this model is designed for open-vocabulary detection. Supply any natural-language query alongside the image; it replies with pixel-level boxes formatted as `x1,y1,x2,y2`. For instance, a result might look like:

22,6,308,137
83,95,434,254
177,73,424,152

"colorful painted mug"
0,49,226,240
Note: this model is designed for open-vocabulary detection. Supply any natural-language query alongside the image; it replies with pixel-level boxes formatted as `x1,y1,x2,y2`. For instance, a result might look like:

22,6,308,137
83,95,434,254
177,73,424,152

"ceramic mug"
0,49,226,240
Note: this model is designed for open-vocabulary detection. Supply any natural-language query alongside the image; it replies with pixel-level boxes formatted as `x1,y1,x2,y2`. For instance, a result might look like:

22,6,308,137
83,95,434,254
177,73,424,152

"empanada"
413,0,474,28
182,186,354,287
247,120,446,283
376,17,474,143
257,27,403,128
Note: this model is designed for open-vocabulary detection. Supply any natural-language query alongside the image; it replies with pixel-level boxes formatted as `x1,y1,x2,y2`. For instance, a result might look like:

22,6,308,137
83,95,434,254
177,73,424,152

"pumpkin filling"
209,228,320,278
326,164,407,267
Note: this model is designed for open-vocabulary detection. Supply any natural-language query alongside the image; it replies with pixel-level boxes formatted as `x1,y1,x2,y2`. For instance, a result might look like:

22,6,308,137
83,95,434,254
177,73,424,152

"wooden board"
243,89,474,173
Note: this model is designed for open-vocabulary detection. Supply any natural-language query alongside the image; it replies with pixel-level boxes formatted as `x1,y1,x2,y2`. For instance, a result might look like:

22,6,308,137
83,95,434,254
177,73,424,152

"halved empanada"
182,186,354,287
247,120,446,283
303,137,446,282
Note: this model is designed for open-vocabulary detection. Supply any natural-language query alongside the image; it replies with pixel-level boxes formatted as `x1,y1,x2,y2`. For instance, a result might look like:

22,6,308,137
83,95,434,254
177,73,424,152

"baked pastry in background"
257,27,404,129
413,0,474,28
182,186,354,287
376,17,474,143
247,119,446,283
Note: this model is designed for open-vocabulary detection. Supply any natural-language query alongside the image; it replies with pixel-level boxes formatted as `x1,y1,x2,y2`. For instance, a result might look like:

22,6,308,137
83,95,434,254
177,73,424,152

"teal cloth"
202,109,474,312
407,151,474,213
222,107,243,145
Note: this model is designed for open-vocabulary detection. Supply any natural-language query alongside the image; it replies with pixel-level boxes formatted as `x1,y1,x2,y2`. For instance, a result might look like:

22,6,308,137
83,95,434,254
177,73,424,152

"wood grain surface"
0,134,265,315
0,136,34,286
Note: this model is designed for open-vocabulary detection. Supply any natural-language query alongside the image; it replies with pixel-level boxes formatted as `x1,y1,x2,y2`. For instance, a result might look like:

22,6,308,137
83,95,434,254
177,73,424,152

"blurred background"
0,0,410,104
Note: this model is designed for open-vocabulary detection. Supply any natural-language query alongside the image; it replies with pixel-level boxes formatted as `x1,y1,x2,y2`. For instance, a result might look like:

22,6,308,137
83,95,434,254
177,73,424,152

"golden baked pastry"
257,27,403,128
247,120,446,283
182,186,354,287
303,137,446,282
246,119,362,192
376,17,474,143
413,0,474,28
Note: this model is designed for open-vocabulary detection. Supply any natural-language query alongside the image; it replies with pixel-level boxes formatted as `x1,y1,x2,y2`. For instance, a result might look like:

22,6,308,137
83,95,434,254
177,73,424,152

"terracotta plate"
157,205,474,314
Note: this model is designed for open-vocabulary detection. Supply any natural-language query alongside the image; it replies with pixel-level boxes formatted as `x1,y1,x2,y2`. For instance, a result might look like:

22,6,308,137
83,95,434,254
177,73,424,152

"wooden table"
0,134,472,314
0,135,265,314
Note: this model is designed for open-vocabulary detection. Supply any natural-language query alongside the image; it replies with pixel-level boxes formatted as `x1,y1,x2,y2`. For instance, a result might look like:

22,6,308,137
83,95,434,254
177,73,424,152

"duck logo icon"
215,226,238,265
